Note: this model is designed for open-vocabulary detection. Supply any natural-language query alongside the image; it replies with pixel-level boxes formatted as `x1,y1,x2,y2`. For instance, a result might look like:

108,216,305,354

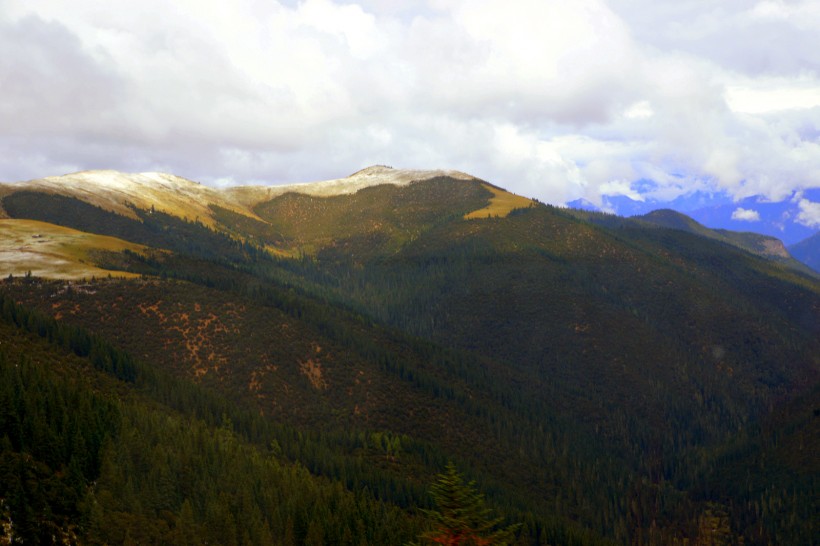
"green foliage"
0,329,121,543
413,462,520,546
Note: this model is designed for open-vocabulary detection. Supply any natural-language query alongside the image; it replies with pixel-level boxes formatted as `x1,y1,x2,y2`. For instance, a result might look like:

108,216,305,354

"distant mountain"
1,167,818,545
789,231,820,272
634,209,798,261
569,187,820,245
563,207,815,275
687,195,818,246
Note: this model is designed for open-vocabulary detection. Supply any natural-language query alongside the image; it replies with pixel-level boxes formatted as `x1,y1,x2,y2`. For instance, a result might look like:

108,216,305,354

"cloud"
0,15,125,135
726,81,820,114
0,0,818,212
731,207,761,222
606,0,820,76
796,199,820,228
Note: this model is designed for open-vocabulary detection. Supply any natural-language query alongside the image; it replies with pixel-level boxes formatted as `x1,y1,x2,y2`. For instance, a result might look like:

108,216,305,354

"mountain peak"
348,165,395,177
341,165,476,186
225,166,479,206
788,231,820,272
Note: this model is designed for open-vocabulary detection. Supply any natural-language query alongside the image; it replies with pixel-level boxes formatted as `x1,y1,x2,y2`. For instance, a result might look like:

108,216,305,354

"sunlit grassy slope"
10,170,261,228
251,177,493,255
0,219,146,279
463,183,535,219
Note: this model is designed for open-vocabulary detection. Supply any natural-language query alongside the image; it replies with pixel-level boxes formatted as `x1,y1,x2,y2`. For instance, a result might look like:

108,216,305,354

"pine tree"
412,462,520,546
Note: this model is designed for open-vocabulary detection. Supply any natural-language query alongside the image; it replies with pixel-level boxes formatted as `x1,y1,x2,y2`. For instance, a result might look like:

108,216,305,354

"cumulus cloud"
0,0,818,210
796,199,820,228
731,207,761,222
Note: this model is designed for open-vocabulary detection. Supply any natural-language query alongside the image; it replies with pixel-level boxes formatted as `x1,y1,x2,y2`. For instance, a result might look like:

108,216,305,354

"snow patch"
225,165,478,207
3,166,481,224
9,170,259,226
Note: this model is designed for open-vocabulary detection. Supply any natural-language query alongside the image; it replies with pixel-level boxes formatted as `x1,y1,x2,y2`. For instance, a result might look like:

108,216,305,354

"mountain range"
568,186,820,248
0,166,818,545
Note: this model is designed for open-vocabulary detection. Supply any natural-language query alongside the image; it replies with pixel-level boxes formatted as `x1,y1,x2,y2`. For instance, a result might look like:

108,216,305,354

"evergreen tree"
412,462,520,546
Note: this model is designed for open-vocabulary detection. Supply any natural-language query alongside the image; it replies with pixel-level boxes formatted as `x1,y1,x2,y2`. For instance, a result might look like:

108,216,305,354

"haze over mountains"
0,166,818,545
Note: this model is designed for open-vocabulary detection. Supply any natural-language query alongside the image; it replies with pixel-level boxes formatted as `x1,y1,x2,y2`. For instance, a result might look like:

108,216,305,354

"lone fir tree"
412,462,520,546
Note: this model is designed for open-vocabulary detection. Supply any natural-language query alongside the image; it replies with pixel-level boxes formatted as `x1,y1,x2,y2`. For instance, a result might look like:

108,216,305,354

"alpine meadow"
0,166,817,545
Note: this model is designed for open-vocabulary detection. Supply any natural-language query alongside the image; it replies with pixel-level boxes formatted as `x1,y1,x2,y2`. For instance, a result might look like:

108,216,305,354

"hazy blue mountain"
789,231,820,272
570,187,820,245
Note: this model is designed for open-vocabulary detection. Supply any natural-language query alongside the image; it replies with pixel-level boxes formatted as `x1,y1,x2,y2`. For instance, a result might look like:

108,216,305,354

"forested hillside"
1,169,817,545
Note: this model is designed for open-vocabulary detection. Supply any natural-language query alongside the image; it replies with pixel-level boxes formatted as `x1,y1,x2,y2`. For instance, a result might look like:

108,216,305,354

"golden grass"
15,174,264,229
0,219,147,280
463,184,535,220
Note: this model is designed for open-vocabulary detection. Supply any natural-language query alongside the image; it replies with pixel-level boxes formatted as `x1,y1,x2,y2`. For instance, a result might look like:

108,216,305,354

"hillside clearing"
464,184,535,219
0,219,146,279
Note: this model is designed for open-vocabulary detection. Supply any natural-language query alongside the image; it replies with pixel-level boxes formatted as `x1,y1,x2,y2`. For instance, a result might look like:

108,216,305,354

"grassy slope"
463,183,535,219
3,171,261,228
0,219,147,279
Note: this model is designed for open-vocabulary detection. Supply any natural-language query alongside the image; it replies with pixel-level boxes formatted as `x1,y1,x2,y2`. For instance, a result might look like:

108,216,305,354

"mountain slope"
0,218,150,279
0,166,518,260
634,209,794,259
0,289,429,545
567,207,815,275
1,170,259,227
0,166,484,226
1,168,818,545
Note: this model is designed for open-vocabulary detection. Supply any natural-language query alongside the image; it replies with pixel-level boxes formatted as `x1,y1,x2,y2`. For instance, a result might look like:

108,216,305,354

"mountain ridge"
0,166,482,224
0,166,534,274
635,208,791,258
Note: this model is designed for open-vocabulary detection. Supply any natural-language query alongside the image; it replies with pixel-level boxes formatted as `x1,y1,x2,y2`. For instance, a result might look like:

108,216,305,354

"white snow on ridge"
224,165,478,207
8,170,259,225
1,166,480,223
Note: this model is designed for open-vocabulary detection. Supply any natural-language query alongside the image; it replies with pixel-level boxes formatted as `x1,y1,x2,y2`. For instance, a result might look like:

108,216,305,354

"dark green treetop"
412,462,520,546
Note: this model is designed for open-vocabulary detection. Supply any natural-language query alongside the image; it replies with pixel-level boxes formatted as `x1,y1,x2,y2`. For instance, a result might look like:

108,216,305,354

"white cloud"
796,199,820,228
725,82,820,114
731,207,761,222
607,0,820,76
0,0,818,213
623,101,654,120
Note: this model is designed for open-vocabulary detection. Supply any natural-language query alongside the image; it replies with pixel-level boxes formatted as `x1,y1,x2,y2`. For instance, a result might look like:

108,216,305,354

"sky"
1,0,819,233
